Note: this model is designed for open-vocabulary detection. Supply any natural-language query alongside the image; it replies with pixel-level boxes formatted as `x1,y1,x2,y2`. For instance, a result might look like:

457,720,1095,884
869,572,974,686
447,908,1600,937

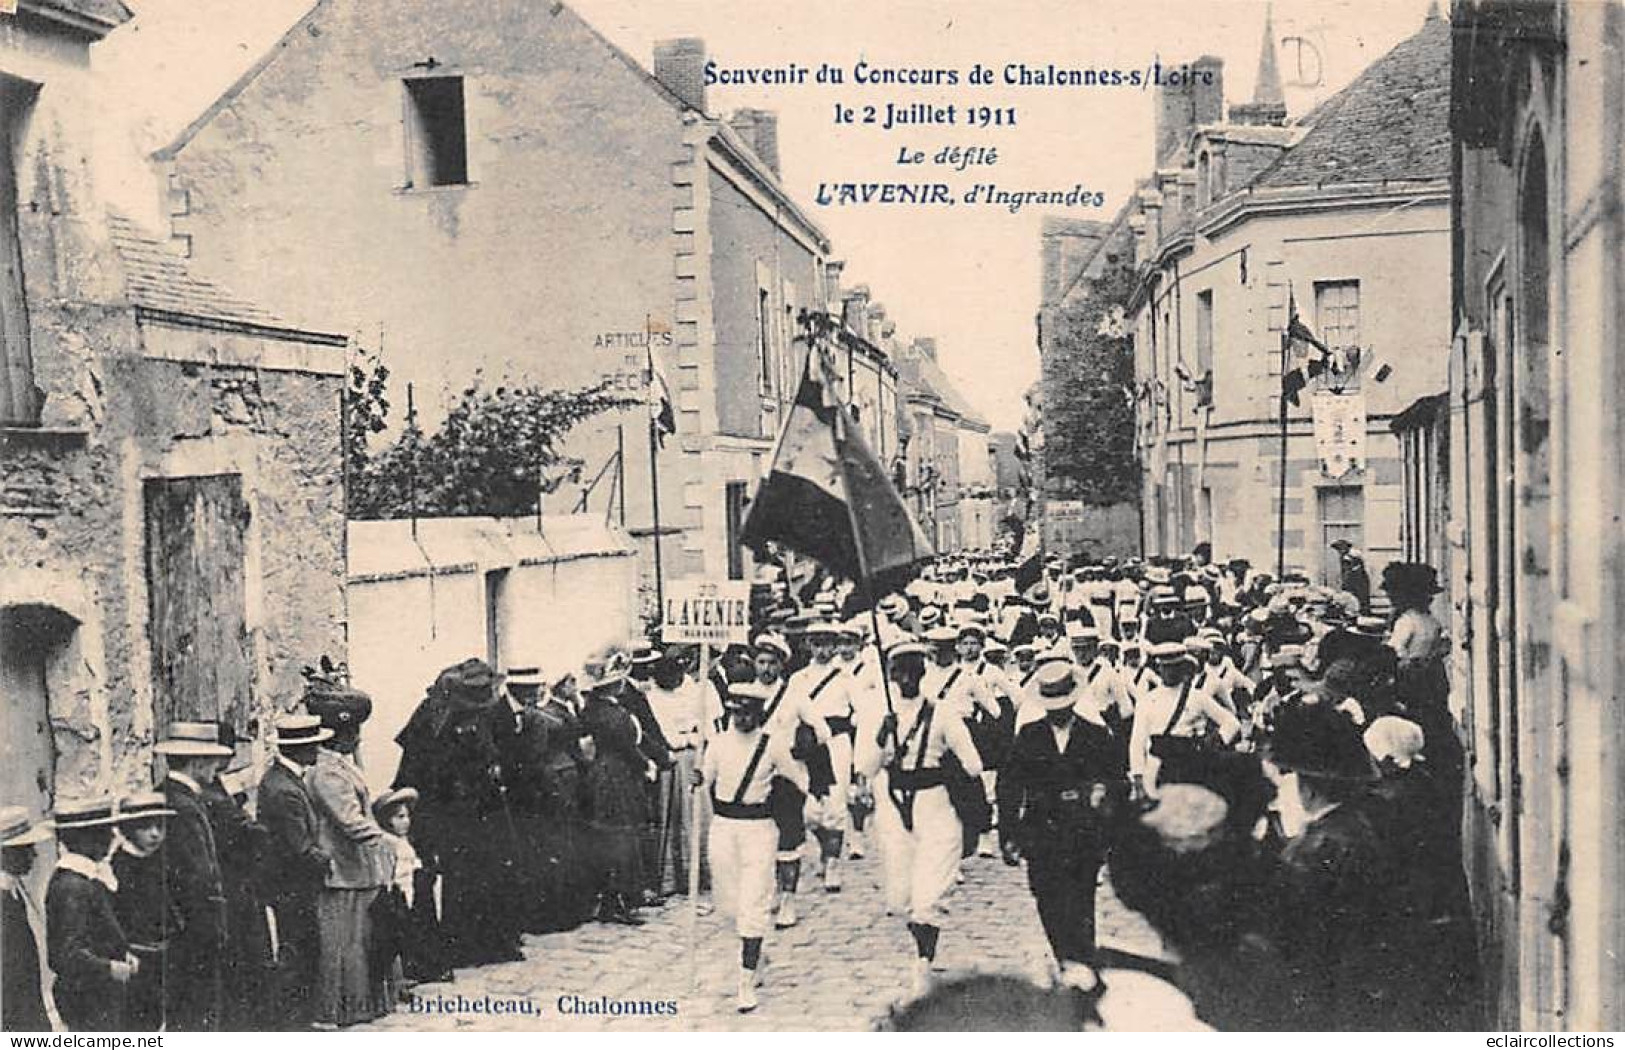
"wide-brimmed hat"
1065,622,1099,642
1010,641,1037,657
0,807,52,848
272,713,333,748
372,787,420,823
115,792,175,822
53,797,121,830
580,648,632,690
154,721,234,757
304,682,375,731
917,607,944,630
956,622,986,642
1351,616,1388,638
1265,644,1305,671
1267,701,1379,782
1029,661,1083,712
1380,562,1442,596
804,620,843,639
1184,635,1214,654
629,642,661,667
877,594,909,618
751,633,792,664
924,625,958,646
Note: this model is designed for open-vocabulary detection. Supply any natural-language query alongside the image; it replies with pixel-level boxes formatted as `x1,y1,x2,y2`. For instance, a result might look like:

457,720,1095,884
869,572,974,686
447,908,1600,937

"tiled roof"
21,0,131,33
107,213,325,335
903,352,989,430
1252,15,1451,189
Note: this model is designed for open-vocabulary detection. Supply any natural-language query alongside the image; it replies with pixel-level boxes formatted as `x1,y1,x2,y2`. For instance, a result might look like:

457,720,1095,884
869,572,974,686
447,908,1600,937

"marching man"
788,620,857,893
839,619,884,859
695,682,806,1013
752,632,831,928
856,642,986,998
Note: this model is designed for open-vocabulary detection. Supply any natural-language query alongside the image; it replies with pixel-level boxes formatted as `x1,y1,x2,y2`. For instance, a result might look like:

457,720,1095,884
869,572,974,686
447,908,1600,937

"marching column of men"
1,545,1474,1028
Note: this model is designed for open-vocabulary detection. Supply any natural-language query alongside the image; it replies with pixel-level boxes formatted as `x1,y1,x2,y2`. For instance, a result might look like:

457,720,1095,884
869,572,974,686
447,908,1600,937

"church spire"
1253,3,1284,105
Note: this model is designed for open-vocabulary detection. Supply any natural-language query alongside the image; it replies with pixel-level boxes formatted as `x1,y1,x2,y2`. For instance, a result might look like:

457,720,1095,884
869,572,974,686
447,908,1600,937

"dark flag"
741,359,933,581
1013,552,1044,593
1280,290,1331,407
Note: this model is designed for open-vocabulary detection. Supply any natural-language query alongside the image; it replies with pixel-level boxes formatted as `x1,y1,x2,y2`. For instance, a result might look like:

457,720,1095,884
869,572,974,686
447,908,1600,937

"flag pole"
1276,294,1292,581
824,358,902,750
646,314,665,613
688,640,708,992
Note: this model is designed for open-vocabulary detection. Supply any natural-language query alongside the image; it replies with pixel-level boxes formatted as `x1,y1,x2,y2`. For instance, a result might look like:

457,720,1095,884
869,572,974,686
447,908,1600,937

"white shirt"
703,727,804,805
854,693,985,780
1129,679,1241,791
786,658,854,727
1389,609,1445,664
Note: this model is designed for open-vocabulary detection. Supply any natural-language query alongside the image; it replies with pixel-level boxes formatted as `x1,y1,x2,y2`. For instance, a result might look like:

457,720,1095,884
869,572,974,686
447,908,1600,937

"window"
1317,485,1364,587
1,78,38,426
1315,279,1361,350
1195,289,1214,379
725,481,749,580
756,287,773,395
403,76,468,188
1196,153,1210,208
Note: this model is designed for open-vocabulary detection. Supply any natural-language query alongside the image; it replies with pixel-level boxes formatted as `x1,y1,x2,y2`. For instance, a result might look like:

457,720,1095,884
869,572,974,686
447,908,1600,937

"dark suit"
110,846,178,1031
45,868,128,1032
2,884,50,1032
161,775,227,1031
998,716,1124,966
532,697,593,930
257,759,329,1028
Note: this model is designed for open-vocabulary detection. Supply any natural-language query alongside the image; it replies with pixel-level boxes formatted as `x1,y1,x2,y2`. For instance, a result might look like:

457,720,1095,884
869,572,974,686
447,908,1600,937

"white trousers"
806,735,853,836
709,815,777,939
874,775,963,924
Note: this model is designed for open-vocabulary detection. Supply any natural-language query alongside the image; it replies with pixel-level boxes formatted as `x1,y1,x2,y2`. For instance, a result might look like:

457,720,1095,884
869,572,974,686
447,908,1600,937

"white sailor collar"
57,851,117,892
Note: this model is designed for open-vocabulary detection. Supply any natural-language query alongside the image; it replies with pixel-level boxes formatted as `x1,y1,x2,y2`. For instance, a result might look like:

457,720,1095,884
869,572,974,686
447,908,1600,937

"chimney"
823,260,846,306
653,38,707,114
729,108,781,176
842,286,871,336
1192,56,1225,127
1153,69,1193,166
867,304,887,345
914,337,938,362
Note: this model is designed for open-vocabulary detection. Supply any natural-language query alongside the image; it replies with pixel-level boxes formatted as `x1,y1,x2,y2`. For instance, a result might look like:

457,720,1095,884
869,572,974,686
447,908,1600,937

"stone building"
143,2,854,595
1126,12,1451,584
1,0,347,811
1399,0,1625,1028
893,335,990,554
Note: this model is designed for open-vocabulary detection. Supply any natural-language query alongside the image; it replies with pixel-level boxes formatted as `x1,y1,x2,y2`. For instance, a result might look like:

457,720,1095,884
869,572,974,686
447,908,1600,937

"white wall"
346,515,638,792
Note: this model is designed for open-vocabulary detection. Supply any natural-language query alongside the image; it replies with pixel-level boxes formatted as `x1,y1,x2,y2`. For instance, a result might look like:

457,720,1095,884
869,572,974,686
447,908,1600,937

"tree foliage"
345,356,638,520
1041,259,1139,505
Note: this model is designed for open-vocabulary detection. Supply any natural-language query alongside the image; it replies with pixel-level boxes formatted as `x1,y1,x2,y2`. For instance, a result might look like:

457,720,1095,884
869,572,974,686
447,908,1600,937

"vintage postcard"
1,0,1620,1036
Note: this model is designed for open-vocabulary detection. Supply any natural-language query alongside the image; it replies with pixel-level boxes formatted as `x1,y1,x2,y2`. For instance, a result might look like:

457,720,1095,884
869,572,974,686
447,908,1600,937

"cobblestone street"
361,845,1168,1032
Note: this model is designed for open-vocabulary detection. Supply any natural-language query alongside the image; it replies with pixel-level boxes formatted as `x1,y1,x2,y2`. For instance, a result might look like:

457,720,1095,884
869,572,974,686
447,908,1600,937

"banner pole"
688,640,708,992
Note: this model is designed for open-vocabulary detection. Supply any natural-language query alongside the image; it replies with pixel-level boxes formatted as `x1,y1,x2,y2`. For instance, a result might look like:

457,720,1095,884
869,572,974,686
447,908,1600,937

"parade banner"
660,578,751,644
1311,389,1366,478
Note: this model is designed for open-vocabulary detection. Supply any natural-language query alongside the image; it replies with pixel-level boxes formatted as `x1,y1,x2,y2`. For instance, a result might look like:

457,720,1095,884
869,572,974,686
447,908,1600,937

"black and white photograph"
1,0,1621,1035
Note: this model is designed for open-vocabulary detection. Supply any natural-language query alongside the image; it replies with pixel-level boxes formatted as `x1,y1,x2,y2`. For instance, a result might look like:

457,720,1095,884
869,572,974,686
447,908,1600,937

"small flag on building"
740,357,933,582
1280,290,1330,407
646,317,676,446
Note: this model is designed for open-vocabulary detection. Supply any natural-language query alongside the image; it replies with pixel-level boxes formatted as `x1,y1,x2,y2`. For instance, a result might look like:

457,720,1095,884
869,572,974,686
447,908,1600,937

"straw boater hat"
52,797,122,830
1065,622,1099,642
629,642,661,668
924,625,958,646
154,721,234,758
116,791,175,822
505,665,546,690
886,640,931,665
877,594,908,619
272,713,333,748
1265,645,1305,671
1011,641,1037,658
722,680,772,713
371,787,420,824
804,619,843,640
0,807,52,848
751,633,792,664
1029,661,1084,712
1147,641,1188,665
917,606,945,630
956,622,986,642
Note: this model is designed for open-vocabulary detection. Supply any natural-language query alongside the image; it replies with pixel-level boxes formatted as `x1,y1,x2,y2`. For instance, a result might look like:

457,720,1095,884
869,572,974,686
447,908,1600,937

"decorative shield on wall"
1311,390,1366,478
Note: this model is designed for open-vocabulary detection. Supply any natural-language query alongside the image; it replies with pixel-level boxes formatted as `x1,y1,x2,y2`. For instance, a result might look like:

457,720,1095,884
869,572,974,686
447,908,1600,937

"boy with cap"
855,642,986,999
46,799,139,1031
2,807,53,1031
695,682,805,1012
110,792,177,1030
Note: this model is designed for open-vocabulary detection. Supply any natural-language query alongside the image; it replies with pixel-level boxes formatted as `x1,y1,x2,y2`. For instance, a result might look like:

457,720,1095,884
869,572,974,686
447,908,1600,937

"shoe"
977,832,996,858
848,838,865,859
823,859,842,893
737,969,759,1013
774,896,799,929
1058,962,1101,993
910,958,932,999
695,900,715,917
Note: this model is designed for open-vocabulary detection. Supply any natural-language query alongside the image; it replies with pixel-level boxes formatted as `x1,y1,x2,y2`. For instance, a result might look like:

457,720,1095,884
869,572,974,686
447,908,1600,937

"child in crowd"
46,799,139,1032
110,792,178,1031
1,806,54,1032
372,788,450,992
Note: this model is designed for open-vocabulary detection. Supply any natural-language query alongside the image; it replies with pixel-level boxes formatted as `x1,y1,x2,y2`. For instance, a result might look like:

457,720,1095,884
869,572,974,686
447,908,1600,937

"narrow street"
361,848,1168,1032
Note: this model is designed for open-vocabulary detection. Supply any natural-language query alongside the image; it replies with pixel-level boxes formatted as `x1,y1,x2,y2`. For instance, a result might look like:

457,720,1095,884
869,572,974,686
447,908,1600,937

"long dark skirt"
316,888,388,1027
